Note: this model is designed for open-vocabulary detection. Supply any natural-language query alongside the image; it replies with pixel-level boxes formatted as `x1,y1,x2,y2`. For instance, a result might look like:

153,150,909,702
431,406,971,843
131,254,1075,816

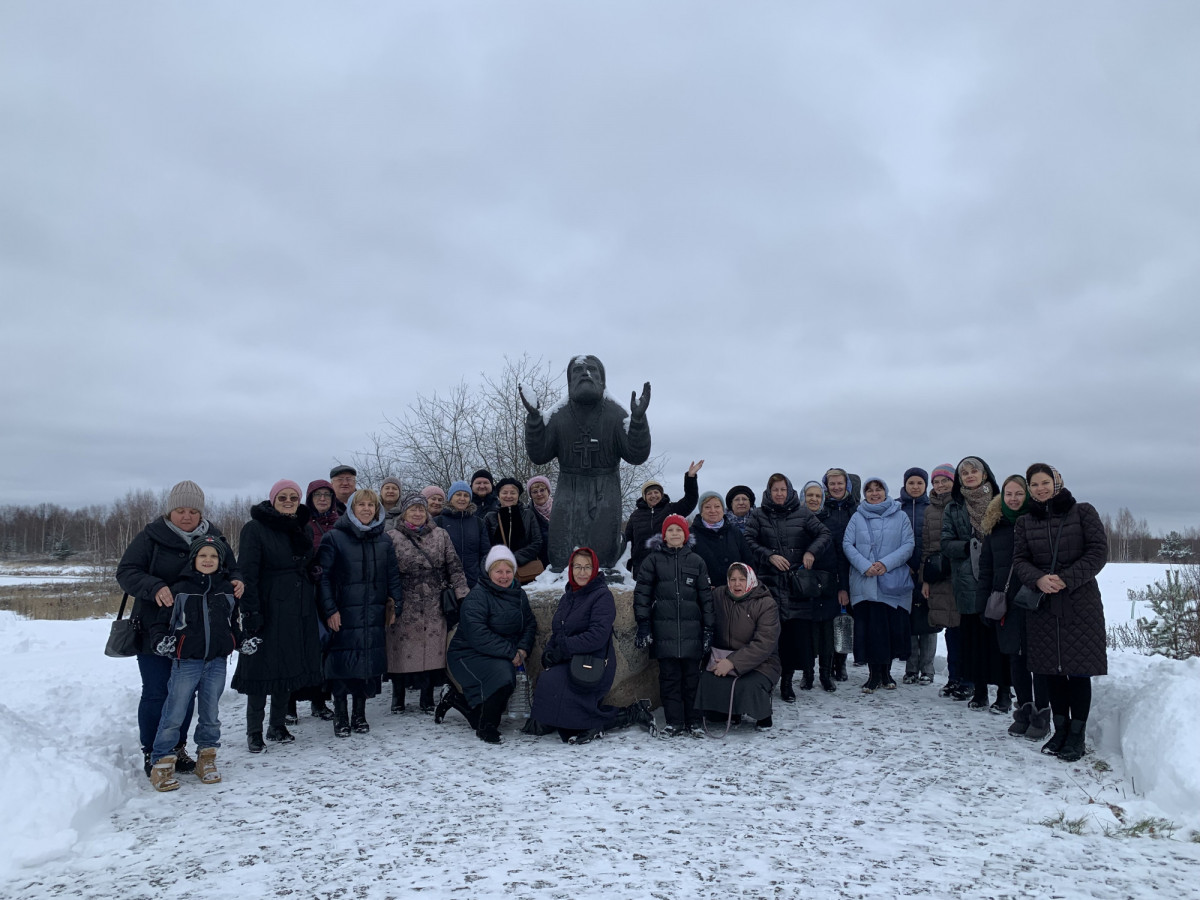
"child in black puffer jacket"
633,514,714,738
148,536,255,792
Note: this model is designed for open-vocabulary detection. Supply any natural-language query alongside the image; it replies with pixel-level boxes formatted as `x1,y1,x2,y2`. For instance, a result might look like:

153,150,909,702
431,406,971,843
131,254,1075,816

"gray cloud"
1,2,1196,531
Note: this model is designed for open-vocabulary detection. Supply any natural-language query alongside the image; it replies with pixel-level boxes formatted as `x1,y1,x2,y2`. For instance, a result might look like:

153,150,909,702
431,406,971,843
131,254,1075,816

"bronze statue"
521,356,651,569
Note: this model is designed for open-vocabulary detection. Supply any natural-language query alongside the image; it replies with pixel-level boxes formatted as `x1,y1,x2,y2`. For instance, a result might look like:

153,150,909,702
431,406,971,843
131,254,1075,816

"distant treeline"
0,491,1195,567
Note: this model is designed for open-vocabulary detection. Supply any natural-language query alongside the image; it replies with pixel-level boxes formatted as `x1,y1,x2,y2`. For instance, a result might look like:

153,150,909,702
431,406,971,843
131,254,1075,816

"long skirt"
694,669,774,722
852,601,910,666
961,613,1008,688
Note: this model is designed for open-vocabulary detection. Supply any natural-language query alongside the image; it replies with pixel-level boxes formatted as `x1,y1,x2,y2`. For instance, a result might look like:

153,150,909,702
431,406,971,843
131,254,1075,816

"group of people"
115,456,1108,791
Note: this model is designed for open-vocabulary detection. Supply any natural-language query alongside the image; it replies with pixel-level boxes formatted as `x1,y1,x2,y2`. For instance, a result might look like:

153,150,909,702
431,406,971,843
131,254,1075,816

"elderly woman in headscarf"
941,456,1003,709
526,475,553,569
116,480,243,777
1013,464,1108,762
694,562,780,732
802,481,843,691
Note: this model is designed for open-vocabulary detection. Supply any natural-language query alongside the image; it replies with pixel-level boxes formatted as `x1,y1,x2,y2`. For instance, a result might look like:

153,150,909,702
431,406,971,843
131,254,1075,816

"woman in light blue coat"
843,477,915,693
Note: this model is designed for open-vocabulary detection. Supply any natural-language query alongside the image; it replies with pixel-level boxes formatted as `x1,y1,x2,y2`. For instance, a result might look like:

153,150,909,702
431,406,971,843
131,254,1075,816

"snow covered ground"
2,564,1199,899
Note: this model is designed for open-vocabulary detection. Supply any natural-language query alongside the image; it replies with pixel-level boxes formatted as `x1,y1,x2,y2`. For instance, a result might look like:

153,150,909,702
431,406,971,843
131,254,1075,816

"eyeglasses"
571,564,593,572
276,494,300,503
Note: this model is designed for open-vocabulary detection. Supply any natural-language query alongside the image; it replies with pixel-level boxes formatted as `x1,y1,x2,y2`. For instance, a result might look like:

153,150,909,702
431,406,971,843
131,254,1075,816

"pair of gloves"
634,624,712,655
154,635,261,656
541,636,566,668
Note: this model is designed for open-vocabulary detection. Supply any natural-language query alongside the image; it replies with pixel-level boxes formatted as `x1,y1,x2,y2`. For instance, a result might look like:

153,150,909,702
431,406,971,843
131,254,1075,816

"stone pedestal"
524,586,660,709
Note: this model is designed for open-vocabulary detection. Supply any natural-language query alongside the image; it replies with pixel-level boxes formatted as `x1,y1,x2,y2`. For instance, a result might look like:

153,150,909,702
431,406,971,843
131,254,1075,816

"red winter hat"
661,514,690,541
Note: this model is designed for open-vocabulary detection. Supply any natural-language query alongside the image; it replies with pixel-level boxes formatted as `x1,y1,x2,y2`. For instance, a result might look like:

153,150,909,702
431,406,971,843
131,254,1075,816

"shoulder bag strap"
400,529,449,589
116,593,130,620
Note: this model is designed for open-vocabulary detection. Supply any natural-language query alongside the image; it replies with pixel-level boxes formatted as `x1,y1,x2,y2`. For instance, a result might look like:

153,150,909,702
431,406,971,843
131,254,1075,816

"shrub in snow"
1156,532,1195,562
1134,565,1200,660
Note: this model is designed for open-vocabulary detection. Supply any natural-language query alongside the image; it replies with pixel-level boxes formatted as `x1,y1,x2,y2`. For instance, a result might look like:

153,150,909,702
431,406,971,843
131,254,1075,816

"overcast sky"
2,2,1197,532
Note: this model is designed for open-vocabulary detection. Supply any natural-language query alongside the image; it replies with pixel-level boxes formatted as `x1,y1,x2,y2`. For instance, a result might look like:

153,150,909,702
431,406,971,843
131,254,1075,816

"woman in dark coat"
528,547,654,744
437,480,491,589
526,475,554,569
898,468,936,685
317,488,403,737
922,464,961,696
694,562,781,730
296,478,338,721
231,480,324,752
941,456,1002,706
744,474,832,701
979,475,1050,738
484,477,544,582
1013,463,1108,762
446,546,538,744
690,492,752,590
802,482,843,691
116,480,243,776
821,468,858,681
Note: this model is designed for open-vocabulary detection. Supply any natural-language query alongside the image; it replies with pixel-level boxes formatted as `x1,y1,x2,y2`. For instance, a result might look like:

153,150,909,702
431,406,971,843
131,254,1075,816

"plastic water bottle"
833,606,854,656
507,665,532,720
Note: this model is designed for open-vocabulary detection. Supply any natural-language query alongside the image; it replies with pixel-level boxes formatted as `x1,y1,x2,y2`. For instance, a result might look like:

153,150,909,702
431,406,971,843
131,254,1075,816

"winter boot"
142,751,153,778
939,679,959,698
819,671,836,692
265,724,295,744
800,670,814,691
1008,702,1033,737
390,680,405,714
247,732,265,753
150,755,179,792
476,687,511,744
173,744,196,774
195,747,220,784
419,676,436,713
1025,705,1052,741
351,695,369,734
311,699,334,721
990,692,1012,715
862,664,882,694
333,695,351,738
1041,715,1071,756
833,654,849,682
882,668,897,690
755,716,773,731
521,717,557,736
284,696,299,726
1057,719,1088,762
614,700,655,731
779,670,796,703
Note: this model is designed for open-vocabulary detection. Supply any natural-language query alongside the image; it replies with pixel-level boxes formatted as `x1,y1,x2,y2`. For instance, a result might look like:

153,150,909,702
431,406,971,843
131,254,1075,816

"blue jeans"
138,653,194,754
152,658,226,763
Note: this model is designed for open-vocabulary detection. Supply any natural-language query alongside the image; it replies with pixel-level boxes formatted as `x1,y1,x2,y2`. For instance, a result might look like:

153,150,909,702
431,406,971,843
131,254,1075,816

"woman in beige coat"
387,493,468,712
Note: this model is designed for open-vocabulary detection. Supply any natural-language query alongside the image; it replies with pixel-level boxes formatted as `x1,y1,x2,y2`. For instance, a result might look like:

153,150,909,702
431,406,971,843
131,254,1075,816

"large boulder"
524,585,659,709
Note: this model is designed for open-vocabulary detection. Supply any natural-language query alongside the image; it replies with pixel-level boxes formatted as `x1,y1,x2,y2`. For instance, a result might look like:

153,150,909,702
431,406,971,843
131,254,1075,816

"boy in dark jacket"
633,515,714,738
148,536,256,792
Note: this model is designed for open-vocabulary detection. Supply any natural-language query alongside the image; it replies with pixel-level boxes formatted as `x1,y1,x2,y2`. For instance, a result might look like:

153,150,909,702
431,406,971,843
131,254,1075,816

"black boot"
284,696,298,726
390,679,405,714
1057,719,1087,762
173,744,196,773
833,654,848,682
476,687,512,744
613,700,655,731
779,669,796,703
247,732,265,753
1025,705,1052,741
1041,715,1071,755
333,695,350,738
1008,702,1033,737
351,695,369,733
311,699,334,721
862,664,883,694
265,724,295,743
800,670,814,691
419,677,435,713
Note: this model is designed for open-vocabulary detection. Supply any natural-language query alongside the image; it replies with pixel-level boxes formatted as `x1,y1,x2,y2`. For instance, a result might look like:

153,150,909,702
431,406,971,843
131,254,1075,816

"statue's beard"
569,380,603,405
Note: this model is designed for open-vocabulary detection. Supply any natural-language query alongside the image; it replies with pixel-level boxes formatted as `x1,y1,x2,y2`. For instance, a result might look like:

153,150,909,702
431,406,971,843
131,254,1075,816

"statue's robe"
525,398,651,568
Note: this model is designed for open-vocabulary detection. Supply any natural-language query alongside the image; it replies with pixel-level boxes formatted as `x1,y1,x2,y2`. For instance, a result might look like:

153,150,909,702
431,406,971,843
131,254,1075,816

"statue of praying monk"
521,355,651,570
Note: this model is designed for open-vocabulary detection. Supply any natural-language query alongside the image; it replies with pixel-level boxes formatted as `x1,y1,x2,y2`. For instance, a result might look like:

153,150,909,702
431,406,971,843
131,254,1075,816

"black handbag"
568,653,607,689
104,593,139,658
1012,517,1067,612
790,568,833,600
922,554,947,585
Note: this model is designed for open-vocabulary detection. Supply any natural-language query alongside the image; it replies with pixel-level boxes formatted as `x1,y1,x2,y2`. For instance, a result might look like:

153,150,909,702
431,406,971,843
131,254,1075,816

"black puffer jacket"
116,517,241,654
633,535,714,660
484,504,544,568
689,515,753,588
147,561,241,663
744,478,832,620
317,510,404,683
1013,489,1108,676
230,502,324,696
623,475,699,574
820,494,857,594
977,497,1026,655
437,505,491,588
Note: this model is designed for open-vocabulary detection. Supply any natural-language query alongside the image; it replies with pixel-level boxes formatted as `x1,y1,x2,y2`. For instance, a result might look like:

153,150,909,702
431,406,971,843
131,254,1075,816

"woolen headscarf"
1025,463,1064,497
1000,475,1031,524
727,562,759,593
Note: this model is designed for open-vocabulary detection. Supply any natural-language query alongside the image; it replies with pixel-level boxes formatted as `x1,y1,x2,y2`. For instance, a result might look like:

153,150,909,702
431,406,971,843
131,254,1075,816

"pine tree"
1156,531,1195,562
1135,567,1200,660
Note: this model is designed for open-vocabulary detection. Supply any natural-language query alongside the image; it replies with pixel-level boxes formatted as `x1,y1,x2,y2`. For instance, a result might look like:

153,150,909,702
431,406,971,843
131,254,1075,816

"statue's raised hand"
519,384,540,416
630,382,651,418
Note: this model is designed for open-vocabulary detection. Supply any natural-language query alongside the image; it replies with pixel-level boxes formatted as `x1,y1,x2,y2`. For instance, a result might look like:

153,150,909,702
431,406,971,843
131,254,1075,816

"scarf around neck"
962,483,994,531
165,517,210,545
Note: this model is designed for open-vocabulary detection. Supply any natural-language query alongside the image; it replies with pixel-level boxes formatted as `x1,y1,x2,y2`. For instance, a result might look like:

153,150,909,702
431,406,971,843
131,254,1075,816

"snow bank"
1092,652,1200,821
0,612,141,882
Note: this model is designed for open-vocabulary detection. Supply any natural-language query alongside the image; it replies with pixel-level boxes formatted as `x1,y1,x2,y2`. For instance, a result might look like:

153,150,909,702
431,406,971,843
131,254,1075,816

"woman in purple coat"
528,547,653,744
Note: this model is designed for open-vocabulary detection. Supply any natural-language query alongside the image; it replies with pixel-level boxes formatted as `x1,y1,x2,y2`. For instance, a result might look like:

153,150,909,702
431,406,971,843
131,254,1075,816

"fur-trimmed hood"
980,495,1005,536
644,532,697,552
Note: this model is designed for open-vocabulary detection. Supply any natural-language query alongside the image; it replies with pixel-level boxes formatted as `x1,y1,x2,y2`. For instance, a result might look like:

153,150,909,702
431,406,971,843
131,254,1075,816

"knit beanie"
188,534,229,569
862,476,889,499
930,464,955,483
698,491,725,513
485,544,518,573
421,485,446,501
526,475,552,494
641,479,664,498
495,477,523,497
330,464,356,479
399,492,428,515
902,467,929,487
269,479,302,504
166,480,205,515
448,480,471,501
471,469,494,489
381,476,402,494
725,485,755,509
662,514,690,541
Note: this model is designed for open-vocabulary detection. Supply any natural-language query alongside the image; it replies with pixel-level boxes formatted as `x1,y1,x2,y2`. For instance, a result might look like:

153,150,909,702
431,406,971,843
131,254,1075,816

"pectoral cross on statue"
573,431,601,469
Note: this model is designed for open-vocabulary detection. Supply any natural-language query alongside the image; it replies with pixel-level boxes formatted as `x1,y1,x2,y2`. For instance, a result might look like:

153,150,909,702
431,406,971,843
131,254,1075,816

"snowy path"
9,669,1200,900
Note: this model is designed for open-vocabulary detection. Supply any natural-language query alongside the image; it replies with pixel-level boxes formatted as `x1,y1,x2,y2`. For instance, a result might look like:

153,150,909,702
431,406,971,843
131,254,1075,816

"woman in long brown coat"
387,493,469,712
1013,463,1107,763
921,464,961,696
